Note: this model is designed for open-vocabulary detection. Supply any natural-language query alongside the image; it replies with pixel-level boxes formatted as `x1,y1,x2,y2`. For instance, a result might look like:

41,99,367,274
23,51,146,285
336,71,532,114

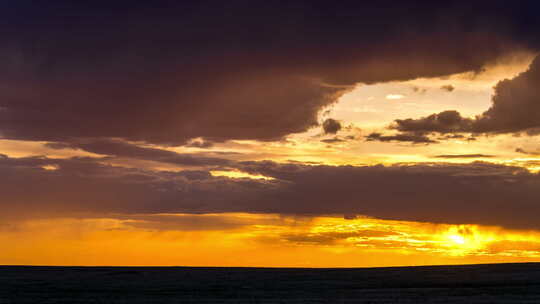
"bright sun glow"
449,234,466,245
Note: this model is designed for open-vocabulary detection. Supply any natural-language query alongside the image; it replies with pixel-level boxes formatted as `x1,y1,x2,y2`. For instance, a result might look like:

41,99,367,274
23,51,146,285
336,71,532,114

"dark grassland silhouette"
2,263,540,303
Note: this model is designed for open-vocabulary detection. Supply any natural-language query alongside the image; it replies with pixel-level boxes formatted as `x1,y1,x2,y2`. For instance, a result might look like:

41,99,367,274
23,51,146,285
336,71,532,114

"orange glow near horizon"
2,214,540,267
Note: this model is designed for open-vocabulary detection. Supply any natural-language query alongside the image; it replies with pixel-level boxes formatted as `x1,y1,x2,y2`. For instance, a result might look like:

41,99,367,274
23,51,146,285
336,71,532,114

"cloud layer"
2,154,540,230
1,1,539,145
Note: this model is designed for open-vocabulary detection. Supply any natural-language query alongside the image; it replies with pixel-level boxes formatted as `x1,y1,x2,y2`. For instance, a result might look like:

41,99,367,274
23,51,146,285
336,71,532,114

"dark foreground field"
2,263,540,303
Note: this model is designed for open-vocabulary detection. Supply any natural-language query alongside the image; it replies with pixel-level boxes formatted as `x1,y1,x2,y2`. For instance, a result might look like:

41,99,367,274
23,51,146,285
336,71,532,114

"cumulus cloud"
393,111,474,134
0,1,539,145
322,119,342,134
365,132,437,144
473,56,540,133
393,56,540,136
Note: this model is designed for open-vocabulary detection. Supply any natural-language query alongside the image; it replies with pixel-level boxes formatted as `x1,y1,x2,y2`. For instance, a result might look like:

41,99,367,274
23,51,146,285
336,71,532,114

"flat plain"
2,263,540,303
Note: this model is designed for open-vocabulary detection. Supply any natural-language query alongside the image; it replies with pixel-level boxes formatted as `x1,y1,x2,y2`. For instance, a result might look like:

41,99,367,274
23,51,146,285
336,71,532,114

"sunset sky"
3,1,540,267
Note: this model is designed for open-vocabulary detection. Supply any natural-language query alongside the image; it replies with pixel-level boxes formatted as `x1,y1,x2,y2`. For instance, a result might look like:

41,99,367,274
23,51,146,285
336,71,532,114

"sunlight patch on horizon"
2,214,540,267
210,170,274,180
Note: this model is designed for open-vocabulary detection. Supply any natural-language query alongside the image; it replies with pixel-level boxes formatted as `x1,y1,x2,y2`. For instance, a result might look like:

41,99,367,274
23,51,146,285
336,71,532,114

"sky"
3,1,540,267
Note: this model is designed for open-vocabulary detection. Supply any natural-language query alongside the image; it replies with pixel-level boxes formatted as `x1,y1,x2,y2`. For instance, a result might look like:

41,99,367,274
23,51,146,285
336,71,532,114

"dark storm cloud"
3,155,540,230
1,1,539,145
0,155,282,220
365,132,437,144
393,111,474,134
322,119,342,134
394,56,540,136
236,160,540,229
473,56,540,133
45,139,231,167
